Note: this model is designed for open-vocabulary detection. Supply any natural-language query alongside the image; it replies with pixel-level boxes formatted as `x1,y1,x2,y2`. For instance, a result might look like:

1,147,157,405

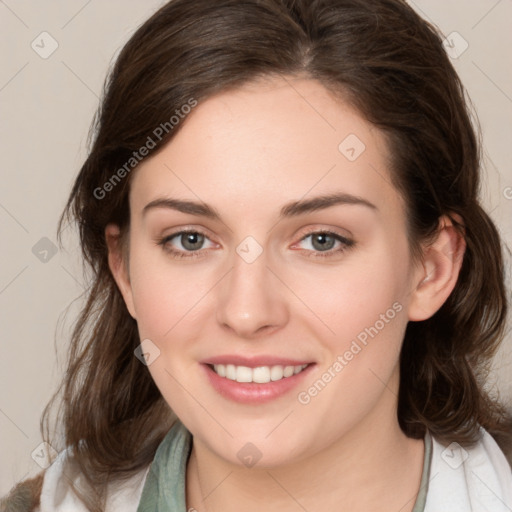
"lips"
200,355,315,403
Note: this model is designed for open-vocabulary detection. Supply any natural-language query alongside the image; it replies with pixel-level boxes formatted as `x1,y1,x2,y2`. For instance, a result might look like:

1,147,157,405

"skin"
107,75,465,511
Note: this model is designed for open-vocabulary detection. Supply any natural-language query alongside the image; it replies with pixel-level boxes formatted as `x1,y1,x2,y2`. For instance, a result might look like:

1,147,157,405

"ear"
105,223,137,319
408,215,466,321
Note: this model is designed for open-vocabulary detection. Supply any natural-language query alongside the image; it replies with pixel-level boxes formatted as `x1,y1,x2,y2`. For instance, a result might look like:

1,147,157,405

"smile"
202,360,314,404
211,363,309,383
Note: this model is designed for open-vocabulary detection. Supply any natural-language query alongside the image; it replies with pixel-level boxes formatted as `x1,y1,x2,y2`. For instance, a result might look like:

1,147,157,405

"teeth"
270,365,284,381
226,364,236,380
236,366,252,383
253,366,270,383
212,364,308,383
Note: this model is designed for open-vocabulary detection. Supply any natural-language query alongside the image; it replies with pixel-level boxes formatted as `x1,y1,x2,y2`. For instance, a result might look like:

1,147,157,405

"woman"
2,0,511,511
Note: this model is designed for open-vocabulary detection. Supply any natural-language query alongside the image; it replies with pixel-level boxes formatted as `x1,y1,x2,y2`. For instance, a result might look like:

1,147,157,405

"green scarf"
136,420,192,512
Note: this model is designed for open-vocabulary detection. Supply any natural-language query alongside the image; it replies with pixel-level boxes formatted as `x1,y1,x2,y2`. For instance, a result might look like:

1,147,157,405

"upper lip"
202,355,313,368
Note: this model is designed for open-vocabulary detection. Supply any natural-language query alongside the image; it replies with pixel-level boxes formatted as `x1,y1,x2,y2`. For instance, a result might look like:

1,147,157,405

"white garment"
36,428,511,512
35,452,150,512
424,428,512,512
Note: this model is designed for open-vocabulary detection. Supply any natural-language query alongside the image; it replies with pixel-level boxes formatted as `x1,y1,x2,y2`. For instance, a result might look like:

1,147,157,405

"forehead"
130,76,404,223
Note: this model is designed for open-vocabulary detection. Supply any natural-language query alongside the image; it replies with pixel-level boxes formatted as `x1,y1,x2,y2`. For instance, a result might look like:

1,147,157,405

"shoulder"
425,427,512,512
31,447,150,512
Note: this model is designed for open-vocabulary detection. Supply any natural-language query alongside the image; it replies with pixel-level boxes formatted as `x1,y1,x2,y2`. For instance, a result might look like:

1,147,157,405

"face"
114,76,426,467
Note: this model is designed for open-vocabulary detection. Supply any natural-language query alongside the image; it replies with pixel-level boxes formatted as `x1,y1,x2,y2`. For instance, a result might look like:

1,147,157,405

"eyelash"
157,229,355,260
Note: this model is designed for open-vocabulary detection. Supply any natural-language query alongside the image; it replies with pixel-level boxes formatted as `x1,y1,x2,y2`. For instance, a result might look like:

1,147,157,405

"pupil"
313,234,334,251
183,233,203,250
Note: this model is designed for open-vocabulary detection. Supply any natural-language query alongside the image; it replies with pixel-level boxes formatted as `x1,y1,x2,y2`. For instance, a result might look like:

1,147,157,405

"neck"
186,371,425,512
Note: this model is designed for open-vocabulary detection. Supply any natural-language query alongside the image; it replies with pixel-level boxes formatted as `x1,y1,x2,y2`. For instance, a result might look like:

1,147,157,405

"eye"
158,230,215,259
157,228,354,260
293,230,355,258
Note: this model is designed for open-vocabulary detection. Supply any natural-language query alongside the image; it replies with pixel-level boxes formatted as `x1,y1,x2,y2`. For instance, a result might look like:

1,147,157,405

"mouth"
209,363,309,383
201,358,314,404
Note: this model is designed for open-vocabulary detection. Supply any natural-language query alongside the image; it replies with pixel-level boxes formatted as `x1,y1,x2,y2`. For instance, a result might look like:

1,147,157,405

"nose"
215,247,289,339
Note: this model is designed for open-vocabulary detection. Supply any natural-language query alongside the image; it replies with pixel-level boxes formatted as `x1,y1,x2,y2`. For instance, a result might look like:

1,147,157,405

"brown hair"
5,0,512,510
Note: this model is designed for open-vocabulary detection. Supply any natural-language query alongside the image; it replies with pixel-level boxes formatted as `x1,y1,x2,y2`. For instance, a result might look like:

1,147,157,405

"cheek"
291,256,410,435
130,272,173,338
293,245,410,345
128,253,208,403
128,243,210,338
289,242,412,413
316,243,411,398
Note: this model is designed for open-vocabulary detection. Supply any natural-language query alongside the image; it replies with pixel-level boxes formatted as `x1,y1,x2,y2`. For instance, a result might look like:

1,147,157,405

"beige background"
1,0,511,496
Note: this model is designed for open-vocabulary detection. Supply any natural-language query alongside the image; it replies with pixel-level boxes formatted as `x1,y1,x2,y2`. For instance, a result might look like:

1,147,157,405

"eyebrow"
142,192,377,220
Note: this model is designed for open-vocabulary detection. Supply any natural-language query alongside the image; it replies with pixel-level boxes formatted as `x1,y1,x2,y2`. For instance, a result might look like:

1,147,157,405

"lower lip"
202,363,314,404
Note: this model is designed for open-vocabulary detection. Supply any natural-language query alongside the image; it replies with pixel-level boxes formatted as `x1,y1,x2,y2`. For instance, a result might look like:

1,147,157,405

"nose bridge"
215,239,288,337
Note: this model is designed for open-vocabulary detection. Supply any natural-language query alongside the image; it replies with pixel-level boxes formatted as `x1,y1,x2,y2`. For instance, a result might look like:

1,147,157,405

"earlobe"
105,224,137,319
408,215,466,321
